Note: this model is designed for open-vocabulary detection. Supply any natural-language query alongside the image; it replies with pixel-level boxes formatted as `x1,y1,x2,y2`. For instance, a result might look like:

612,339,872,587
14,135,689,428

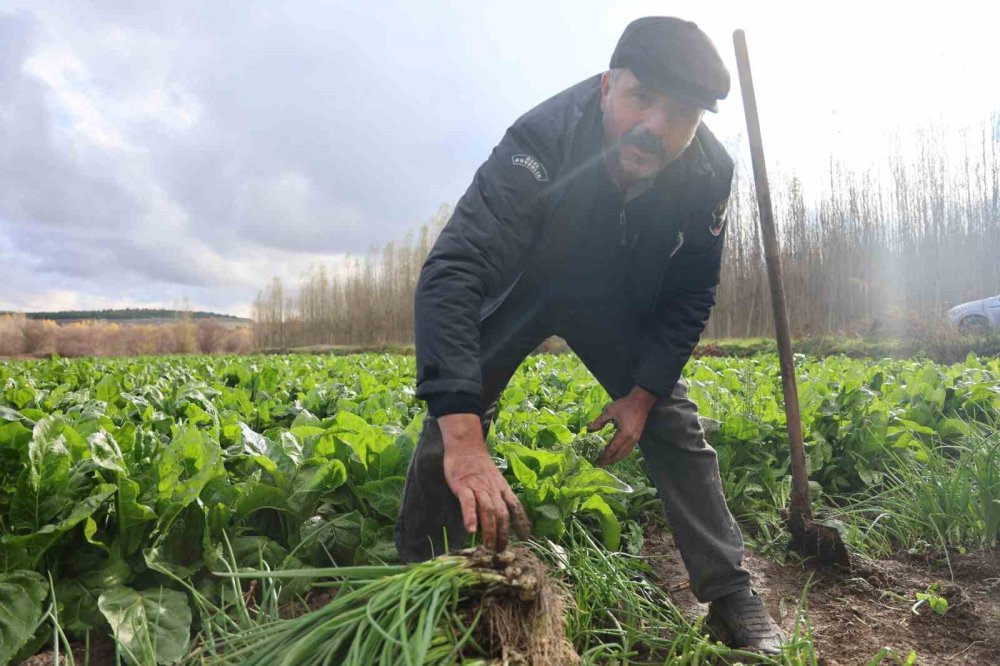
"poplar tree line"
710,120,1000,338
254,118,1000,348
253,206,446,349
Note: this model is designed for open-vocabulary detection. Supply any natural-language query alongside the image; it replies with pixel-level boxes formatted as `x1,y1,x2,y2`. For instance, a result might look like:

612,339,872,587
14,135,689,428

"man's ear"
600,70,611,110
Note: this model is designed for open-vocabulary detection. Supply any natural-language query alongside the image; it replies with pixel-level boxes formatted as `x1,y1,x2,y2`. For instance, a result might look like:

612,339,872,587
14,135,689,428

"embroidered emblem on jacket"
709,198,728,236
511,154,549,182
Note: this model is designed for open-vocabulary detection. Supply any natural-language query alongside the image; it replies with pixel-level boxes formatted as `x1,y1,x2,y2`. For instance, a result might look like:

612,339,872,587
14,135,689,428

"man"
395,17,785,653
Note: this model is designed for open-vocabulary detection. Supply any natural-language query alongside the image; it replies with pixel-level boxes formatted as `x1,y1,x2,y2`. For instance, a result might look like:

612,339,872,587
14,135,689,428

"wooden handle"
732,29,812,519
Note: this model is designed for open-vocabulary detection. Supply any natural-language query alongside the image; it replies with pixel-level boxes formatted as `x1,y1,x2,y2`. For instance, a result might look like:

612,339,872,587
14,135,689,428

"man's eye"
679,107,700,121
670,101,702,120
634,92,655,106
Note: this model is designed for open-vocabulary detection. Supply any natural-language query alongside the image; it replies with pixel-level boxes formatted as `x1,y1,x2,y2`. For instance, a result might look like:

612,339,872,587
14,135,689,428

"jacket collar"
689,130,716,178
666,129,715,182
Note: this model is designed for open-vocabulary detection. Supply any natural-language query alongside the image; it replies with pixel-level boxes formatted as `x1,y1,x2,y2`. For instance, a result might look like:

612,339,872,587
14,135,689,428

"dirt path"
644,532,1000,664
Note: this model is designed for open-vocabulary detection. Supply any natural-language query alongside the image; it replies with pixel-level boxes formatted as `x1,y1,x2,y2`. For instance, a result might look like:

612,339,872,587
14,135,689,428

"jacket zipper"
619,209,628,246
669,230,685,258
649,230,686,311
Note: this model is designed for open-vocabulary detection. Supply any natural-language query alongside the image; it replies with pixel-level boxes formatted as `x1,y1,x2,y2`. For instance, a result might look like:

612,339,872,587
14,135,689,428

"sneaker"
706,588,786,655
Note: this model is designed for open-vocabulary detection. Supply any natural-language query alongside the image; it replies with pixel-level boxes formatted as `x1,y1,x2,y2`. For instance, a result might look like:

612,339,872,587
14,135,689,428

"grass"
167,524,825,665
39,511,953,665
831,420,1000,564
719,418,1000,571
532,524,821,665
171,550,478,665
180,538,579,666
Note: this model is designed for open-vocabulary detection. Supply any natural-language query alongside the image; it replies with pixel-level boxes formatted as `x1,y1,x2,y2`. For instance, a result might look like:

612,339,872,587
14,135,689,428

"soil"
643,531,1000,665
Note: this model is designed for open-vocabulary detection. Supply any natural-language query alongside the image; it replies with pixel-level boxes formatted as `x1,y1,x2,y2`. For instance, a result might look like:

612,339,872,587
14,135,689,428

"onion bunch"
197,547,577,666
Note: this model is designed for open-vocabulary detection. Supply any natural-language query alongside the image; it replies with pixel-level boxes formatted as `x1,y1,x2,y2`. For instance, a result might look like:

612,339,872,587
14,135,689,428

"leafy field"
1,352,998,664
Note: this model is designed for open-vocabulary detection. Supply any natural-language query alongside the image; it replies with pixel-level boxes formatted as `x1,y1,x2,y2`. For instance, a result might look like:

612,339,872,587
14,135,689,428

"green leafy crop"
0,351,996,663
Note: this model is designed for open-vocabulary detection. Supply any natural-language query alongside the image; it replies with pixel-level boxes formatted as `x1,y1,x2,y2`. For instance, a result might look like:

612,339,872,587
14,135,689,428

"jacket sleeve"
633,173,732,398
414,124,557,402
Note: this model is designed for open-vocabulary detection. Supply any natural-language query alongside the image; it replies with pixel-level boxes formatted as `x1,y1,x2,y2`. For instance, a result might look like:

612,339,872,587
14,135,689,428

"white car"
947,294,1000,334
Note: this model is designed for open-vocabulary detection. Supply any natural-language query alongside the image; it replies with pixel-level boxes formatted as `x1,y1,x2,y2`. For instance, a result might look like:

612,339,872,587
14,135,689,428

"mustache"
619,129,665,157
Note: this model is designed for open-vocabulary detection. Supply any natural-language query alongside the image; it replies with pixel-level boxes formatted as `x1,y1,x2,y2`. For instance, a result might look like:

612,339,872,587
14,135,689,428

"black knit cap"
609,16,730,112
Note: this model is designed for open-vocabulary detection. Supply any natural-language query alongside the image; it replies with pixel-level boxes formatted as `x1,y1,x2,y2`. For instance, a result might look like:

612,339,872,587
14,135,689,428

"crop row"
0,352,997,663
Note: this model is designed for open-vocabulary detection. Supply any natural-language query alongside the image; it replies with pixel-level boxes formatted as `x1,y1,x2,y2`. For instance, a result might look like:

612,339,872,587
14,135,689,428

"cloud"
1,1,998,317
0,5,376,314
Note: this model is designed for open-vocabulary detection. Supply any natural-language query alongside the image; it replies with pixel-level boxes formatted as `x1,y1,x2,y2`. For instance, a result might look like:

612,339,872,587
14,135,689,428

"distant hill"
0,308,252,324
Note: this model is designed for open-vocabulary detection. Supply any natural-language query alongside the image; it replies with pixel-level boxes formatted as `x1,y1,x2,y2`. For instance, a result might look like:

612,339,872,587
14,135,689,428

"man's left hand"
588,385,659,467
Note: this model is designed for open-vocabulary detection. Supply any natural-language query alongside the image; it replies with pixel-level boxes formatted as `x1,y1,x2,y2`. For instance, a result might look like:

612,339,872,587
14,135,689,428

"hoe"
733,29,850,566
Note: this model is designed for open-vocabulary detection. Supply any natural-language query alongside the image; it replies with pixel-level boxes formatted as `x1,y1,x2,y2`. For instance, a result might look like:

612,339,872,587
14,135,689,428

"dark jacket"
414,74,734,404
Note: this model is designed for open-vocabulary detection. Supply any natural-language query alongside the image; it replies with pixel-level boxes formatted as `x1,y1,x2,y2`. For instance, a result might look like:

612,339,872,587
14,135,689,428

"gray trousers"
395,286,751,602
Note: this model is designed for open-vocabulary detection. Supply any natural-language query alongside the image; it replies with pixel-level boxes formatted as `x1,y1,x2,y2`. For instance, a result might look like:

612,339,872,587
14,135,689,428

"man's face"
600,68,705,185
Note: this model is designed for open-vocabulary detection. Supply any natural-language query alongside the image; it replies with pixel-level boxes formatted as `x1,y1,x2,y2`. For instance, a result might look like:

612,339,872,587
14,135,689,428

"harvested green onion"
196,547,578,666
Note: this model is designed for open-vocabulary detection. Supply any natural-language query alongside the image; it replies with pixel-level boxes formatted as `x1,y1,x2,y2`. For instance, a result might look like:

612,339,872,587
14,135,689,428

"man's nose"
639,104,670,139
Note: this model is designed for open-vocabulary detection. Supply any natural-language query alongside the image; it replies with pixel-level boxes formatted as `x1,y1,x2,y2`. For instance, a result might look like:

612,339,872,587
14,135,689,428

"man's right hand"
439,413,531,552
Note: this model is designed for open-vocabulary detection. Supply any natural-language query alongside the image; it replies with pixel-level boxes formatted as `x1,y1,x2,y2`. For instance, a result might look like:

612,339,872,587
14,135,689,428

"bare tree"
254,117,1000,346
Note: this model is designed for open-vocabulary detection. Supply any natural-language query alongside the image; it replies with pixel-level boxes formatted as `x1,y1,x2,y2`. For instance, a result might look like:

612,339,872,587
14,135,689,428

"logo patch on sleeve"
511,154,549,182
709,198,729,236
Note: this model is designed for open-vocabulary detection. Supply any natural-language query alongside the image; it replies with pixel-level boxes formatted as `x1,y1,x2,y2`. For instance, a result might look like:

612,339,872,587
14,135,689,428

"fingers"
595,431,635,467
474,484,531,552
587,410,613,432
479,487,512,552
457,487,478,534
476,488,498,551
503,488,532,540
594,430,623,466
495,493,511,552
449,461,531,552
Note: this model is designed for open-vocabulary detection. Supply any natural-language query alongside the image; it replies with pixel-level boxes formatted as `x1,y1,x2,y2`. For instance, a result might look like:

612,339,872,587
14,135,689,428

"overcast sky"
1,1,997,317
